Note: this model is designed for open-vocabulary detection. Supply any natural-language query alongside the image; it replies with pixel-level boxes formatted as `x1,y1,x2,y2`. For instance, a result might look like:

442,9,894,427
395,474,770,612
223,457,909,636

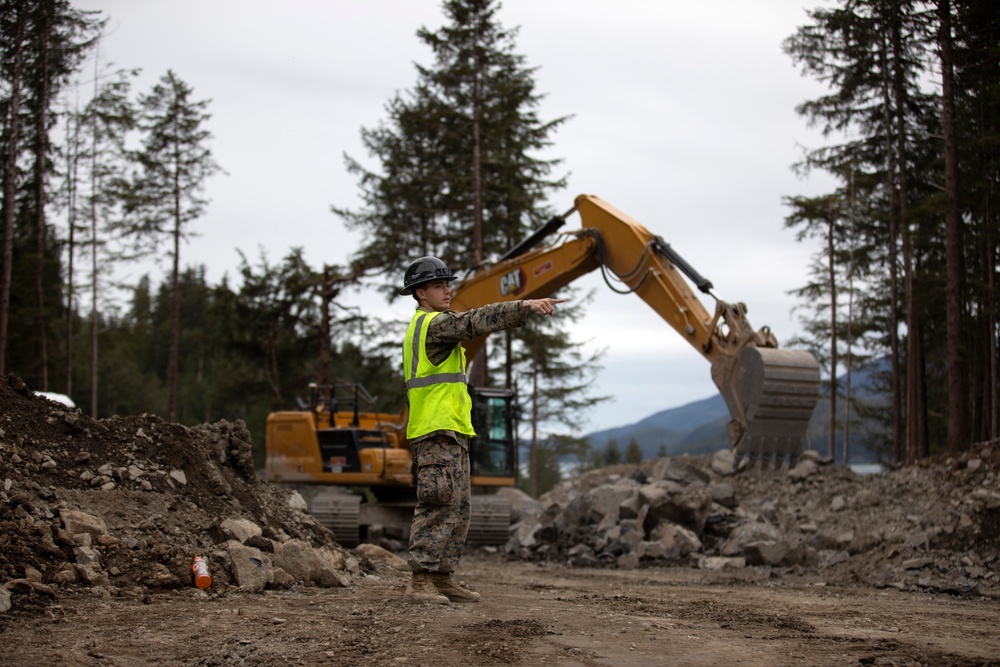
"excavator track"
290,485,512,548
467,495,512,546
305,488,362,547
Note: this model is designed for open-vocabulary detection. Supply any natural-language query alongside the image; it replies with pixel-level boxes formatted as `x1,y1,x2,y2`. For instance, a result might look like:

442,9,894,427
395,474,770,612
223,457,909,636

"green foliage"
129,70,221,420
783,0,1000,459
516,432,592,497
624,438,643,465
335,1,599,496
0,0,103,383
334,0,569,297
512,292,608,433
602,439,621,466
130,70,219,242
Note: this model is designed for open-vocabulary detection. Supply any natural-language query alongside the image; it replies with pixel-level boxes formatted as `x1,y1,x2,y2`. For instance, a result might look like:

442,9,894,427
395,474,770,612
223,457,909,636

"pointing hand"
527,298,565,316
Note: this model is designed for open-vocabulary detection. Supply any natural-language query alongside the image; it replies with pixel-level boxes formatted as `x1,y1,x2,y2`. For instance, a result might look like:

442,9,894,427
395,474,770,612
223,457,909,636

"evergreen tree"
76,67,137,416
0,0,28,376
228,248,323,408
512,294,607,495
624,438,643,465
130,70,220,422
334,0,603,490
951,0,1000,444
0,0,100,379
783,0,965,463
334,0,569,297
603,439,621,466
784,178,879,460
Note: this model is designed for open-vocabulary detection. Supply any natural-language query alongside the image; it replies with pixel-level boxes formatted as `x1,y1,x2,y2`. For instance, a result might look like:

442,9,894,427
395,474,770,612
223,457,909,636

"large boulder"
640,481,714,535
226,542,269,591
496,487,544,524
59,509,109,542
719,521,781,557
582,478,641,532
649,522,703,559
272,539,350,588
354,543,409,571
220,517,263,543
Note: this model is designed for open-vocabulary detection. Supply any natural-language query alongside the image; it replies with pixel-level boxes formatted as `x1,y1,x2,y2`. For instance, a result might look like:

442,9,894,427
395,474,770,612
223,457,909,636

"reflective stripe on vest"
402,310,475,439
404,313,466,390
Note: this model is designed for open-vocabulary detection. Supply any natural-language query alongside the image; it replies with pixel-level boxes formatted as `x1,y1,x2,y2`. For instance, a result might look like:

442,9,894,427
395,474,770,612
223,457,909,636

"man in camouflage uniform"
399,256,563,604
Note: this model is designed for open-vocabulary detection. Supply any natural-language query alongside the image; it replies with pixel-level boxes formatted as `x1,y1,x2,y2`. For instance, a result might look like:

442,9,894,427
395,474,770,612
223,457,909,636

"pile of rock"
501,446,1000,595
0,374,364,616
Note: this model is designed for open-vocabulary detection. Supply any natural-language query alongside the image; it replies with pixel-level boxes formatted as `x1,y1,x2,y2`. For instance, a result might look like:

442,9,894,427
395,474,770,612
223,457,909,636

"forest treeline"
1,0,997,477
781,0,998,465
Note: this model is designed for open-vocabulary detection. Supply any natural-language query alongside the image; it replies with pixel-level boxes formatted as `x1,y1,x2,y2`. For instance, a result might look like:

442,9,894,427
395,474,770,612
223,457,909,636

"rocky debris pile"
502,446,1000,596
0,374,367,619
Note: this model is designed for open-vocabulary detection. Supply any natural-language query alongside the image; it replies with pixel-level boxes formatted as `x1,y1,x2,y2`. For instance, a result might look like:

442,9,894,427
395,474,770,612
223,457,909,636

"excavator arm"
450,194,820,468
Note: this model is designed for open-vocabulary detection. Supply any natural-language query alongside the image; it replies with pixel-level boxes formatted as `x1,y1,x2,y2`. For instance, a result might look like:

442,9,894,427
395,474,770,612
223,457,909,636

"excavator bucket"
714,346,821,470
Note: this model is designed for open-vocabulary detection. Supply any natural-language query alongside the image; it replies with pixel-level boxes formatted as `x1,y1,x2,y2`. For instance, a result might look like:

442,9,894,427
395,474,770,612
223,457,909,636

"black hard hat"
399,256,456,295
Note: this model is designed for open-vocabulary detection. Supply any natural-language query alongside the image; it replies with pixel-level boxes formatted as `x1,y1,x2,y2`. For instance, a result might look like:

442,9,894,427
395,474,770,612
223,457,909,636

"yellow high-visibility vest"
402,310,475,439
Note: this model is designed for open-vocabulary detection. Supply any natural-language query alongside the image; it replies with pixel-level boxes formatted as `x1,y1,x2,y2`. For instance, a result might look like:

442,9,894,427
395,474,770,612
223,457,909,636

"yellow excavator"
264,194,821,546
265,381,515,547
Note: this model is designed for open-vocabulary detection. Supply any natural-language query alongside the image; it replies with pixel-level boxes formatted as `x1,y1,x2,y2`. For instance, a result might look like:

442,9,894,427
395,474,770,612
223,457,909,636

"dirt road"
5,554,998,667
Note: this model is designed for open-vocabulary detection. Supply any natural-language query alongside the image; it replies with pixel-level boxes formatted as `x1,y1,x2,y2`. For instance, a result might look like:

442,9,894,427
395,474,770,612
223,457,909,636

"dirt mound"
0,373,355,622
506,445,1000,596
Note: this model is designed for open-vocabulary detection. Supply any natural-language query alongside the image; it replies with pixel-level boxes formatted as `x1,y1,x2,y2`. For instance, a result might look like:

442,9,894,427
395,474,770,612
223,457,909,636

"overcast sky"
71,0,836,435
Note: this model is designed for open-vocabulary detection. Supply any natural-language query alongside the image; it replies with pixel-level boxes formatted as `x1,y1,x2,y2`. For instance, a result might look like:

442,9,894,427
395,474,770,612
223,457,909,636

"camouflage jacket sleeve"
423,301,529,365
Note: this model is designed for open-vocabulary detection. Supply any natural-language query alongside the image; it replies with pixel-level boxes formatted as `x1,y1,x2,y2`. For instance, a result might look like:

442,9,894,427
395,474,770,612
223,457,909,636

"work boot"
429,572,481,603
405,571,450,604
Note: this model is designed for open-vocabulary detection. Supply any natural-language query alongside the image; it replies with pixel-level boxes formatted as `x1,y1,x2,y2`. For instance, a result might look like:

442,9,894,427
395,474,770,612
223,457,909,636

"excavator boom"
451,194,821,468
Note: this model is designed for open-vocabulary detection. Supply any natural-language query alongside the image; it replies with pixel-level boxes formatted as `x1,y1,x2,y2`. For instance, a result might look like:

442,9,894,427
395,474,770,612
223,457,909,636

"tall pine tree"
130,70,220,422
784,0,1000,461
334,0,569,297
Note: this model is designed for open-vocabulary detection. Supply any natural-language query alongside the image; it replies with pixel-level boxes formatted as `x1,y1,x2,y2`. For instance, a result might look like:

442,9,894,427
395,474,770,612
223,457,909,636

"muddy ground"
4,554,1000,666
2,373,999,666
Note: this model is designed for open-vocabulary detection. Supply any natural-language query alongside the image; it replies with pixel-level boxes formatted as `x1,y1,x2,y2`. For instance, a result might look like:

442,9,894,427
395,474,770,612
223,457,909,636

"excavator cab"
467,386,519,545
469,386,519,481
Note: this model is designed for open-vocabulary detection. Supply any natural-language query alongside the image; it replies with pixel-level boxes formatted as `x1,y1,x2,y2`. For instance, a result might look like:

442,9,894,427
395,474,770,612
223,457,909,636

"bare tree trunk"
827,203,838,461
167,181,181,423
844,170,857,465
0,4,27,376
504,329,512,388
32,4,51,390
939,0,968,454
988,195,998,440
990,240,998,441
88,58,99,419
89,169,97,418
65,98,79,396
878,38,903,467
529,337,539,498
266,322,283,407
318,267,333,386
891,9,923,464
471,82,483,267
467,43,487,390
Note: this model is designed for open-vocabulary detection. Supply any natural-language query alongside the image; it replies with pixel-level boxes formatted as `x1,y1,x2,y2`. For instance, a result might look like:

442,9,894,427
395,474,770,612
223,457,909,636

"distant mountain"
585,393,729,457
582,358,891,464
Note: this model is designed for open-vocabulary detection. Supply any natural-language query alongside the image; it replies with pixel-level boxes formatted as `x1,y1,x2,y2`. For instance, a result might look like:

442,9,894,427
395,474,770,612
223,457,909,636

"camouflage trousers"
407,435,471,574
